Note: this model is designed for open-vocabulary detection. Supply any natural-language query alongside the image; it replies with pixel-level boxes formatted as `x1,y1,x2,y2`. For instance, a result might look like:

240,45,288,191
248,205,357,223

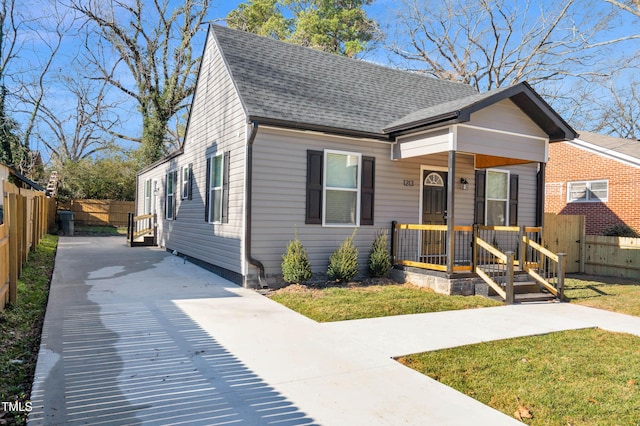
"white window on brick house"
567,180,608,202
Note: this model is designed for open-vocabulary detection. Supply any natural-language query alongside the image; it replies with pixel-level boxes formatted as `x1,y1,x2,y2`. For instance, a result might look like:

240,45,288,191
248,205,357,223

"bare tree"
32,68,125,163
0,1,80,177
15,2,76,158
589,81,640,139
385,0,639,92
0,0,20,166
71,0,210,165
605,0,640,17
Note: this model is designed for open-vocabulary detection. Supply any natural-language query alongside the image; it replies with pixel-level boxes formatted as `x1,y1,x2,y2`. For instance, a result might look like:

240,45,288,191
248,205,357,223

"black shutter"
509,174,519,226
474,170,486,224
205,157,211,222
360,156,375,225
222,151,230,224
187,163,193,200
306,150,323,224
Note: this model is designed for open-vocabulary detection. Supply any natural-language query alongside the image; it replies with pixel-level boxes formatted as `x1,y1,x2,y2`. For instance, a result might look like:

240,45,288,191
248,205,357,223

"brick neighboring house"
545,131,640,235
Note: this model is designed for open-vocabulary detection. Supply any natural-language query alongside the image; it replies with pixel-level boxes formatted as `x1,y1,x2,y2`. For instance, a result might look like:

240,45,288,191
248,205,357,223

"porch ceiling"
475,155,534,168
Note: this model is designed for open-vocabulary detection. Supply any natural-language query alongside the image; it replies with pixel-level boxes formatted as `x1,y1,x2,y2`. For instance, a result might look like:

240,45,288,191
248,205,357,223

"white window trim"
485,168,510,226
181,166,190,200
208,153,224,224
165,170,177,220
322,149,362,227
144,179,151,214
567,179,609,203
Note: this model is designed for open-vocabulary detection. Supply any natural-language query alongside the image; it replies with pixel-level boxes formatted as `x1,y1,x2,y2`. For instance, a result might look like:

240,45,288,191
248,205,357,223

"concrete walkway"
28,236,640,425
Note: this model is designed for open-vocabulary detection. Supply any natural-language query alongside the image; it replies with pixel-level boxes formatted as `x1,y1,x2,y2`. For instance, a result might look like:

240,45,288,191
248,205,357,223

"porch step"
129,234,156,247
514,292,558,303
486,281,544,296
488,293,557,303
485,281,557,303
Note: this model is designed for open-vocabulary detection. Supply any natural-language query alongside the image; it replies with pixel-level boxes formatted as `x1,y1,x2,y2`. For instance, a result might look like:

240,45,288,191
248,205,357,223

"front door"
422,170,448,261
422,170,447,225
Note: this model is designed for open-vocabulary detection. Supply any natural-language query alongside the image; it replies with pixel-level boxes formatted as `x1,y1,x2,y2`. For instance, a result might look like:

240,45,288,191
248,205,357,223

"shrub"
369,229,392,278
327,230,359,282
601,224,640,238
281,230,312,284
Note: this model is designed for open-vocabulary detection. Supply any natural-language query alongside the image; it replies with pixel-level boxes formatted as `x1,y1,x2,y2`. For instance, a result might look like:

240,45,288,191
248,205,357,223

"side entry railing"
127,213,156,247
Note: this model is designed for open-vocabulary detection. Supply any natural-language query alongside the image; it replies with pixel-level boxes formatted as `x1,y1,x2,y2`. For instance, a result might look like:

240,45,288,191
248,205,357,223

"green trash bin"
59,211,74,236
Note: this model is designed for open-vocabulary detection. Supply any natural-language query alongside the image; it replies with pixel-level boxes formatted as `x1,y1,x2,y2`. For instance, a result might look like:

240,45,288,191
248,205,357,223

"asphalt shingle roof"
576,131,640,161
210,25,478,136
383,86,516,132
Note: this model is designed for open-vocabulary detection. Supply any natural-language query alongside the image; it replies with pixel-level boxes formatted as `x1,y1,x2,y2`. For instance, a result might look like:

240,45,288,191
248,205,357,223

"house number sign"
403,179,414,186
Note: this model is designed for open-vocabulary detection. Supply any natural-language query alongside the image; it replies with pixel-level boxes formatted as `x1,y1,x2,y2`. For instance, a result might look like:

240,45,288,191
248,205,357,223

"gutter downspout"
244,121,267,288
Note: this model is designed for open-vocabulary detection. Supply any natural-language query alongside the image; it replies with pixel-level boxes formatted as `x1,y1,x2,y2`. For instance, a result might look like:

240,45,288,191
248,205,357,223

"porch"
390,222,567,304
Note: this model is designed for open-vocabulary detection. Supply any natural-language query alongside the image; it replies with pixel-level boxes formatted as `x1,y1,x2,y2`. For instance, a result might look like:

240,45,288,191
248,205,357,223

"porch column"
537,162,546,227
446,150,456,274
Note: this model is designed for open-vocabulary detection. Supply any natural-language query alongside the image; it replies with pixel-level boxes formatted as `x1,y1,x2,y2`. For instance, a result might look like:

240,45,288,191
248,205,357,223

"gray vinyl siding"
457,126,547,163
457,99,549,162
251,128,478,276
469,99,548,138
502,162,539,227
136,30,247,275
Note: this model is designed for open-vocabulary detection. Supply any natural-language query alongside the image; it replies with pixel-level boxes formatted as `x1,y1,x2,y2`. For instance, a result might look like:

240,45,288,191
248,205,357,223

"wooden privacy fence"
1,180,56,311
543,213,585,274
66,199,135,227
585,235,640,279
544,213,640,280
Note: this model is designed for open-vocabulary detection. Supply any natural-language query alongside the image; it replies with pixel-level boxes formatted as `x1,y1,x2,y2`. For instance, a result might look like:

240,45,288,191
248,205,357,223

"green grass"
0,235,58,425
269,284,502,322
565,275,640,316
398,328,640,425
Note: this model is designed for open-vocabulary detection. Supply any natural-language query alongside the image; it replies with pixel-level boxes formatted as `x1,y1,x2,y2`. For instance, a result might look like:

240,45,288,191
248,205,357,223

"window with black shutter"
474,169,519,226
305,150,375,226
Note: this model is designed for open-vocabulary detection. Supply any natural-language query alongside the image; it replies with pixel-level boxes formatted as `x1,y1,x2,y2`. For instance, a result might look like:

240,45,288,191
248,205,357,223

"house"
545,131,640,235
135,24,576,295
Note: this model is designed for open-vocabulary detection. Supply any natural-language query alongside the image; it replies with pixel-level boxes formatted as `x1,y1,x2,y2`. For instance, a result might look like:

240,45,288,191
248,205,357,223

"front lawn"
398,328,640,425
565,275,640,316
269,283,502,322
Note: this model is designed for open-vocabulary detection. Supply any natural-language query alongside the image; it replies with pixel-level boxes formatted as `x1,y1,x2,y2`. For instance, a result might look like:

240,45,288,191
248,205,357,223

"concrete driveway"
28,236,640,425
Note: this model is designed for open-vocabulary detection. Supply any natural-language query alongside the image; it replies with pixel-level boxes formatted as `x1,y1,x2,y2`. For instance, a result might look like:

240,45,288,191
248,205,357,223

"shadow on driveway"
29,236,315,425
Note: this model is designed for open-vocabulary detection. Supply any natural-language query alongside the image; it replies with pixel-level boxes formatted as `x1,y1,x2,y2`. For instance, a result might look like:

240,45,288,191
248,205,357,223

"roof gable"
210,25,477,137
384,82,576,141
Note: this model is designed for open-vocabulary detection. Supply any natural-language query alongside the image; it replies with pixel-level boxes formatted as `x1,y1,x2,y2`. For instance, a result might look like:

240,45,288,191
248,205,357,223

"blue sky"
12,0,640,163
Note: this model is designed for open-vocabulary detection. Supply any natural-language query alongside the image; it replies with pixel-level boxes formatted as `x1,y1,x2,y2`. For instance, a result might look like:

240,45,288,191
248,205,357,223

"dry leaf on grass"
514,397,533,421
514,405,533,421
